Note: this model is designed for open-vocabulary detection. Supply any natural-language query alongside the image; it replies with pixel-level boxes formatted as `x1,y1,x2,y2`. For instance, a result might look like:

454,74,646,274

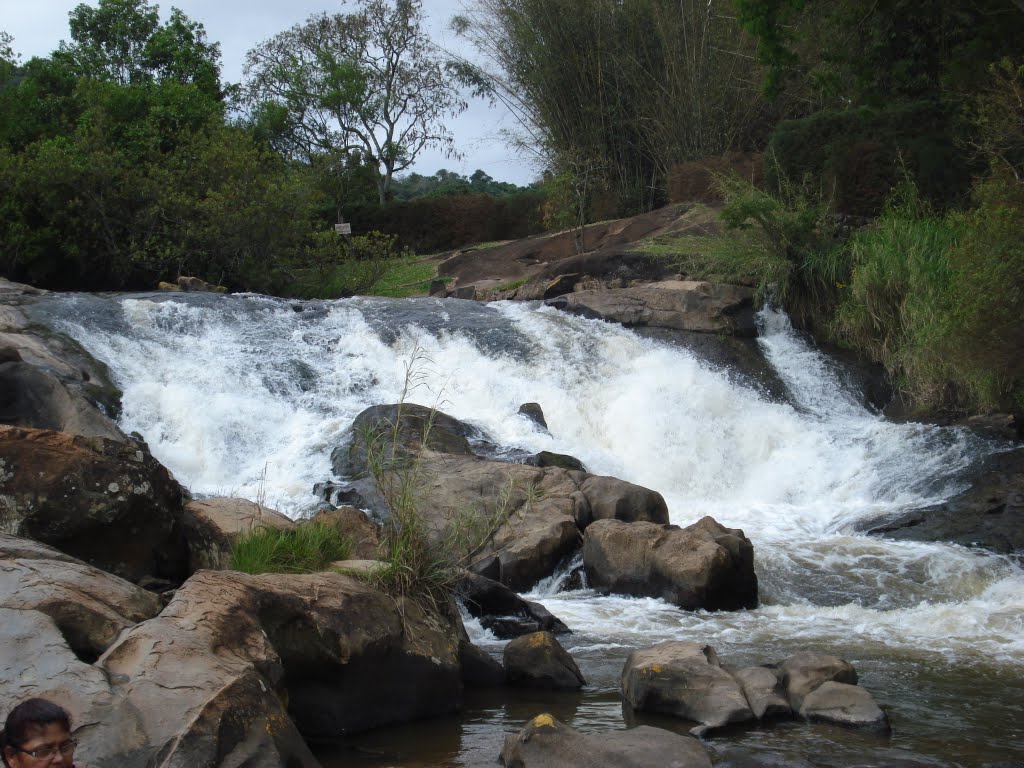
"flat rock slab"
500,714,712,768
800,681,890,731
548,280,755,336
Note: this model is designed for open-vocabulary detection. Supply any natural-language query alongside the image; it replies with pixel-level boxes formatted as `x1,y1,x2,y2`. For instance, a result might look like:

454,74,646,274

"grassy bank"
634,176,1024,418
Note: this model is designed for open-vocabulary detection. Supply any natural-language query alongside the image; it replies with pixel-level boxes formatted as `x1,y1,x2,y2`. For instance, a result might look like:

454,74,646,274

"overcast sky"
0,0,538,185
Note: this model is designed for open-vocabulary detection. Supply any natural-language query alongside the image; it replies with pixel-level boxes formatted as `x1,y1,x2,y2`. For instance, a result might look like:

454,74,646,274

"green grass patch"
369,256,438,298
494,277,529,292
230,522,353,575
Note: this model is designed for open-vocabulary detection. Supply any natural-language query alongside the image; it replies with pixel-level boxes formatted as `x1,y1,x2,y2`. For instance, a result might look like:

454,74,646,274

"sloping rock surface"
548,280,756,336
182,497,294,571
503,631,586,690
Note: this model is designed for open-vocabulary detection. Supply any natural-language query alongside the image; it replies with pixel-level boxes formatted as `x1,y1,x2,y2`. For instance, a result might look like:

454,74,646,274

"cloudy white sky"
1,0,538,185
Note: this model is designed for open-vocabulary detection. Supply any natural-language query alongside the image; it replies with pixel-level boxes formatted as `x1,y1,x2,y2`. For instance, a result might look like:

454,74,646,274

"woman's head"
1,699,76,768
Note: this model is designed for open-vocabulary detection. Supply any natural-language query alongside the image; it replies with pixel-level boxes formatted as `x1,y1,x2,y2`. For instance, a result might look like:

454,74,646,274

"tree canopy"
243,0,467,204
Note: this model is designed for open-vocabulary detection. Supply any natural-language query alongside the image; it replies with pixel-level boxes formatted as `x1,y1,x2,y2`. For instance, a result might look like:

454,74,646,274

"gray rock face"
800,681,890,731
499,714,712,768
460,640,506,688
503,631,586,690
862,447,1024,557
182,497,295,571
0,608,150,768
0,540,161,660
579,475,669,526
548,280,756,336
621,642,754,730
0,426,188,582
583,517,758,610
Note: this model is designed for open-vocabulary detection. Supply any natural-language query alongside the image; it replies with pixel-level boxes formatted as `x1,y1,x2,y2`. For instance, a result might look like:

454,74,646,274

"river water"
26,292,1024,767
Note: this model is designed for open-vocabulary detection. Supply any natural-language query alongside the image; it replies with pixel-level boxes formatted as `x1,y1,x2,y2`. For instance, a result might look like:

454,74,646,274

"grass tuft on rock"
230,522,352,575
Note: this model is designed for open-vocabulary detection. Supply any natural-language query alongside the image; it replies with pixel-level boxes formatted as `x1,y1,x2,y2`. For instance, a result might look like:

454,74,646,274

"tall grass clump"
834,174,1024,414
230,522,352,575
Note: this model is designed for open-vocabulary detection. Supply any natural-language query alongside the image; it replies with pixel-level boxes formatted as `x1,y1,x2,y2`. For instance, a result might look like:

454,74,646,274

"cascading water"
25,292,1024,767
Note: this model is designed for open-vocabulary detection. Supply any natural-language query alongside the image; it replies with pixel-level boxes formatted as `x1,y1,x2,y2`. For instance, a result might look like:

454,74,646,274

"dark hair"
1,699,71,761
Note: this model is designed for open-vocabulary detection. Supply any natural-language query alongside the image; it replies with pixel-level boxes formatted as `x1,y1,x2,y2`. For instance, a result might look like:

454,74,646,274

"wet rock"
524,451,586,471
862,447,1024,557
181,497,295,571
518,402,549,430
99,570,463,765
548,281,756,337
499,714,712,768
0,426,188,582
800,681,890,732
0,536,161,661
460,639,506,688
732,665,792,720
174,275,227,293
455,571,569,639
583,517,758,610
621,642,754,731
579,475,669,527
779,653,858,710
504,631,586,690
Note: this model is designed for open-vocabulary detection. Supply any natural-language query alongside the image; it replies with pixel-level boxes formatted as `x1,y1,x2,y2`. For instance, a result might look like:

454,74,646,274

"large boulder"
621,642,753,731
547,281,756,337
181,497,295,571
731,665,792,720
578,475,669,527
583,517,757,610
862,447,1024,557
0,608,150,768
503,631,586,690
97,569,464,767
499,714,712,768
455,571,570,639
331,404,678,591
0,537,161,661
0,426,187,582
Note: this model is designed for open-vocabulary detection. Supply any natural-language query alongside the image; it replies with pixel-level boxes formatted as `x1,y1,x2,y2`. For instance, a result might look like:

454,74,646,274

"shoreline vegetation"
1,2,1021,422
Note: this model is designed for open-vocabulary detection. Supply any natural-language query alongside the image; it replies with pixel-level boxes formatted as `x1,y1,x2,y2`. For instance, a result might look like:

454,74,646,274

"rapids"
25,291,1024,767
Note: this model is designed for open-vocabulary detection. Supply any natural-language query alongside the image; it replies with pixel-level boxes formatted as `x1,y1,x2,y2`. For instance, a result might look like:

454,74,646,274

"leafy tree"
243,0,467,204
56,0,222,98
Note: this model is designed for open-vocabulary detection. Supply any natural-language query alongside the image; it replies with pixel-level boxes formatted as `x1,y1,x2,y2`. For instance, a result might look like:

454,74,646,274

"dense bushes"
766,101,975,216
341,190,547,253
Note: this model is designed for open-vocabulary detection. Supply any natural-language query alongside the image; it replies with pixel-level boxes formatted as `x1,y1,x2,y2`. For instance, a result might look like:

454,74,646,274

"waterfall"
29,291,1023,667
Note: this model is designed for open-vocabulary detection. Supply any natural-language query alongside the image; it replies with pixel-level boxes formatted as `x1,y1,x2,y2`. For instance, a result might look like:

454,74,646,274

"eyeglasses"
13,738,77,760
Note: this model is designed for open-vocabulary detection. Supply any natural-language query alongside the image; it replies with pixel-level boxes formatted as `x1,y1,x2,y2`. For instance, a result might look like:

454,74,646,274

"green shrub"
230,522,352,575
766,101,974,216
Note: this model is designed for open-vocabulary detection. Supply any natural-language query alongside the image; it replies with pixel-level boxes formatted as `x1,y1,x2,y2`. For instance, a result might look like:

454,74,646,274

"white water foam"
48,293,1022,664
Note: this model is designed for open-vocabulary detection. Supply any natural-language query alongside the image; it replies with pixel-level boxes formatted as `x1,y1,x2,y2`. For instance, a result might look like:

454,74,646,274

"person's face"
2,724,75,768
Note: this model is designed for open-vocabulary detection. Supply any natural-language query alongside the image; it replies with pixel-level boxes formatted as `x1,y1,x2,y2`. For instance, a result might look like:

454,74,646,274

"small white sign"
334,223,352,235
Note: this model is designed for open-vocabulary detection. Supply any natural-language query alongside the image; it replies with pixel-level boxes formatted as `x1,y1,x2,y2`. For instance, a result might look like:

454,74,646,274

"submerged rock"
499,714,712,768
583,517,757,610
862,446,1024,558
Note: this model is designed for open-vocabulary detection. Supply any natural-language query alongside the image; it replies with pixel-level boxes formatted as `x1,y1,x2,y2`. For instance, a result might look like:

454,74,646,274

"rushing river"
26,292,1024,767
